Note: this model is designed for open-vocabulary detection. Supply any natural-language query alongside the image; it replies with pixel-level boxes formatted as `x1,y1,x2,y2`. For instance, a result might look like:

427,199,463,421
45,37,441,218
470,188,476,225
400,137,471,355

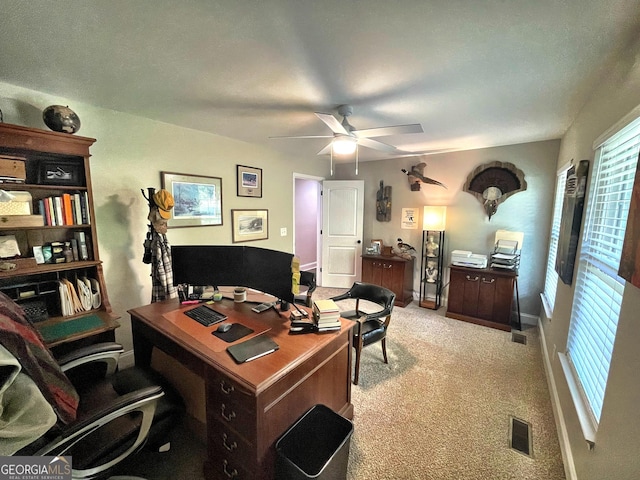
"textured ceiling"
1,1,640,161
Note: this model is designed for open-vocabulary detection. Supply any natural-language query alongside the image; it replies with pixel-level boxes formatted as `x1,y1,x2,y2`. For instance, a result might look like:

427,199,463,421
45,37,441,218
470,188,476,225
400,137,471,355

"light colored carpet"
311,287,566,480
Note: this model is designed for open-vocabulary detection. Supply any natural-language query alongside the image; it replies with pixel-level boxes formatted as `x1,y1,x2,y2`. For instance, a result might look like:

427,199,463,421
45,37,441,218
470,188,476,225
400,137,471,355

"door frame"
293,172,324,282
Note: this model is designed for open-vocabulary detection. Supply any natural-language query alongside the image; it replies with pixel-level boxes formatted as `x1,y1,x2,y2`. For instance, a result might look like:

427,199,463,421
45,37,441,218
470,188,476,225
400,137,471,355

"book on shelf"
39,192,90,226
74,231,89,261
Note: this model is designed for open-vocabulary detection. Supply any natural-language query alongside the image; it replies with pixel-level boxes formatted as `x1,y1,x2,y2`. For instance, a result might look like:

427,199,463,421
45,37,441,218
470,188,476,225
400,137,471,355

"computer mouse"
217,322,232,333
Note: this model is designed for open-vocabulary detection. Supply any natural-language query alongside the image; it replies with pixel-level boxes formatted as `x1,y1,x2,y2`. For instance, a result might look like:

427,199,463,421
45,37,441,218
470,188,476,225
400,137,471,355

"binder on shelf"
74,231,89,261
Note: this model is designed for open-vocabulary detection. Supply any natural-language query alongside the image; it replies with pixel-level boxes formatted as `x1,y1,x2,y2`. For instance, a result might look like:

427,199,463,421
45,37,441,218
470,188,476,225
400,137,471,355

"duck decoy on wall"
401,162,446,191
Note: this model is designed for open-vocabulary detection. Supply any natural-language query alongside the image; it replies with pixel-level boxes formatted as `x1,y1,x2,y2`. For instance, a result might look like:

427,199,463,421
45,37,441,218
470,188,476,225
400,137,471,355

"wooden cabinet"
0,123,118,353
361,255,413,307
446,265,516,331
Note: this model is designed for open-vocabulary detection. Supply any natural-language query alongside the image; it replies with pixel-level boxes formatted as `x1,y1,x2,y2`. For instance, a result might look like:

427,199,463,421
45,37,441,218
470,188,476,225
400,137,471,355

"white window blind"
542,167,568,314
567,118,640,426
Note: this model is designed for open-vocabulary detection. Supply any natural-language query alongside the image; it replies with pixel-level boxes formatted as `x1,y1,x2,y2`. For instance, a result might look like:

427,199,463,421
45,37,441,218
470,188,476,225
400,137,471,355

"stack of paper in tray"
312,299,341,332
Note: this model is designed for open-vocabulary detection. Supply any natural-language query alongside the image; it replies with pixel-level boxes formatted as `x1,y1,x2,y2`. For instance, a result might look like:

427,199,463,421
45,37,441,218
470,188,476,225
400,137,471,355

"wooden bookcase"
0,123,118,353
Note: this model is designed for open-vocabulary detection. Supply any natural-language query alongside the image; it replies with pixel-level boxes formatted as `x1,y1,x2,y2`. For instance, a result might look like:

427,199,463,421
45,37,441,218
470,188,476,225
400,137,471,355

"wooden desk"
129,299,354,480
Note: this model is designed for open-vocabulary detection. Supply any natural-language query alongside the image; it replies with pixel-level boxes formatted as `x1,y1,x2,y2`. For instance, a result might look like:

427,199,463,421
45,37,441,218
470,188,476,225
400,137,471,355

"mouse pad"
212,323,254,343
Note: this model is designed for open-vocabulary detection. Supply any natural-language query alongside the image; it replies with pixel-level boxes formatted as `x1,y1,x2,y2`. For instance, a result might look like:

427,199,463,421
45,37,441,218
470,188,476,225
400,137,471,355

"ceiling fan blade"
315,112,350,135
317,143,333,155
269,135,334,139
356,137,404,154
354,123,424,138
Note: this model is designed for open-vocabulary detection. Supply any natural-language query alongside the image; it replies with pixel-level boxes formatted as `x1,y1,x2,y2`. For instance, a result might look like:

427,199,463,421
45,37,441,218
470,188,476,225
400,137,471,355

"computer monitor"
171,245,295,303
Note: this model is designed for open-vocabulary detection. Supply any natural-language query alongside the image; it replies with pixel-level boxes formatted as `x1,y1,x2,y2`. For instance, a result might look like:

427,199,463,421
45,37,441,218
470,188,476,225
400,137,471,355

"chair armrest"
36,386,164,478
362,306,392,323
58,342,124,375
330,292,350,302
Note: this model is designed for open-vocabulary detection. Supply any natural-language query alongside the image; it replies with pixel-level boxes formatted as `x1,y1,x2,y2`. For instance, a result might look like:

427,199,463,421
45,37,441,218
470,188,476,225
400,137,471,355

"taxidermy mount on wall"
401,162,446,191
376,180,392,221
463,161,527,220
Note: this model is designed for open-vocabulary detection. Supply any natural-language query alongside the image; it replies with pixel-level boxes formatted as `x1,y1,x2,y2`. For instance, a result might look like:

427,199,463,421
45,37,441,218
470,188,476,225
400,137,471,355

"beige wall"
539,34,640,479
334,139,560,318
0,81,329,355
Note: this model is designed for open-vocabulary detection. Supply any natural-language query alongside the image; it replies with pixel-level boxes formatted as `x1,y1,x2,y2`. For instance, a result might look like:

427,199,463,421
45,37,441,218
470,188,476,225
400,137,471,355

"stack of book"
312,299,341,332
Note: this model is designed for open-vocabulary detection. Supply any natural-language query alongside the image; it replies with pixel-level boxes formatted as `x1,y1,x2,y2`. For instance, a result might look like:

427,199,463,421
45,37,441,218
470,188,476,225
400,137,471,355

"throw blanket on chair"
0,292,78,424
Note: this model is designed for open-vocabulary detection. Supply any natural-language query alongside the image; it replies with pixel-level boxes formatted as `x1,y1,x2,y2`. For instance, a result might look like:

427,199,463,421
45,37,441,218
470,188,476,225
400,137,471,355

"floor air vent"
509,416,532,457
511,332,527,345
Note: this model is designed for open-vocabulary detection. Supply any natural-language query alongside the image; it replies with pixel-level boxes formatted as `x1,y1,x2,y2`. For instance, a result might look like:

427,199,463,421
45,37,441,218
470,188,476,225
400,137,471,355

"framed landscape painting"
231,209,268,243
161,172,223,228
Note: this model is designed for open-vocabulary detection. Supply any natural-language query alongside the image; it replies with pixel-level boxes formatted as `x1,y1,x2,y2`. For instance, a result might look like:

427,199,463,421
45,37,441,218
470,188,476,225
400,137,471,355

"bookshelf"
0,123,118,353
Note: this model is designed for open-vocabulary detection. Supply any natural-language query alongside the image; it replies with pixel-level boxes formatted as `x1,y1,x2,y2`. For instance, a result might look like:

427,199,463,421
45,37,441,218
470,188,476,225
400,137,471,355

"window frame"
541,163,570,318
560,112,640,446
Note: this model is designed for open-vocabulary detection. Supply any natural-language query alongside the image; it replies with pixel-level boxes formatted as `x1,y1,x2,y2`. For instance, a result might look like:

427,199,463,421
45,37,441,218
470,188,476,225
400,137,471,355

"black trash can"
276,404,354,479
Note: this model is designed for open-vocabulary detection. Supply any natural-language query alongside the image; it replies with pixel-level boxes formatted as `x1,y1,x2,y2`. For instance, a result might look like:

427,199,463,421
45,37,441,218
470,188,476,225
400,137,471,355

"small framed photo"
236,165,262,198
161,171,223,228
370,239,383,255
231,209,268,243
38,160,85,186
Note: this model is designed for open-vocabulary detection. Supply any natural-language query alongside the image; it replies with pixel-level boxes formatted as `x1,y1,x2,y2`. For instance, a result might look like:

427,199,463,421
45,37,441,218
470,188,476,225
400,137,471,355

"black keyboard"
184,305,227,327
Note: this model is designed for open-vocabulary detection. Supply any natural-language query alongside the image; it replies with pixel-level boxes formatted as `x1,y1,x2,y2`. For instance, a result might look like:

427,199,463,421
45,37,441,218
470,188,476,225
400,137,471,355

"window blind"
567,118,640,425
542,168,568,313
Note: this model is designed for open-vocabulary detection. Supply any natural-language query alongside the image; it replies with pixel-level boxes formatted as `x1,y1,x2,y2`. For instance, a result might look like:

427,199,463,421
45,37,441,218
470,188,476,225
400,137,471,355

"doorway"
293,174,323,282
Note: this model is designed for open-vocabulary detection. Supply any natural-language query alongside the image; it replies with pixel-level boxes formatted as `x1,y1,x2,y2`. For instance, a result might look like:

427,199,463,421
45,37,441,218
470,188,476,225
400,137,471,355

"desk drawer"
209,396,256,441
207,369,254,412
210,424,254,471
206,453,254,480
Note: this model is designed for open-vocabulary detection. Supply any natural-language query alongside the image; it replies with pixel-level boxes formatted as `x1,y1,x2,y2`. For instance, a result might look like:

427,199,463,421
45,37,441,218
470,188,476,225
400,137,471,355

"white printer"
451,250,488,269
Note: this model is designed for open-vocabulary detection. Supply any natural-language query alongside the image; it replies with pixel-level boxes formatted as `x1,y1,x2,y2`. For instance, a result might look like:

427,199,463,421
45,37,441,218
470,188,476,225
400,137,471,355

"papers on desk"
227,335,279,364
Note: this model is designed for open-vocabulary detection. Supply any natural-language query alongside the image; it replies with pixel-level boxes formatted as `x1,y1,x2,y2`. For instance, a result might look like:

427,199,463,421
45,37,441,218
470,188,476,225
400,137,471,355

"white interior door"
321,180,364,288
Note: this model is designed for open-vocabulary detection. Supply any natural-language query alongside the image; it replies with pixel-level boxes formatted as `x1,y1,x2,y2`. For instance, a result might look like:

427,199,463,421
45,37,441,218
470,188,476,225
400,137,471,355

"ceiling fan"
269,105,425,172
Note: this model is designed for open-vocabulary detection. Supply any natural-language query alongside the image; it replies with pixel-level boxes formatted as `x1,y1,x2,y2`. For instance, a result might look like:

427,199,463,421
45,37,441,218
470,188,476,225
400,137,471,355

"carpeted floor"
110,288,565,479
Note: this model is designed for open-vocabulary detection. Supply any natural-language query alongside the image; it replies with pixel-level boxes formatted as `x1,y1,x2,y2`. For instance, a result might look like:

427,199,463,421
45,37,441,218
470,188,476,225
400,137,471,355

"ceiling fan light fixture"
332,136,357,155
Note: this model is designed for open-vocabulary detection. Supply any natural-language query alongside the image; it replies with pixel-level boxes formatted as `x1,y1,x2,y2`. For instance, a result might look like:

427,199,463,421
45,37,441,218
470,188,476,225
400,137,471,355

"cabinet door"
380,261,401,294
461,272,481,317
361,258,374,283
367,260,383,285
448,269,469,314
477,275,497,320
492,275,515,324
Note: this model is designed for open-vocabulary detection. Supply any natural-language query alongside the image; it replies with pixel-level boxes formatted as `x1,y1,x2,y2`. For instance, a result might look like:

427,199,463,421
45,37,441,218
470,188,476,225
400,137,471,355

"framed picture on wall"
232,209,268,243
161,171,223,228
236,165,263,198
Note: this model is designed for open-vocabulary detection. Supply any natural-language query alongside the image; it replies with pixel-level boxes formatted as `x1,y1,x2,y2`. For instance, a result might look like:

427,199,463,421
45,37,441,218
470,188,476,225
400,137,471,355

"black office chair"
1,295,184,480
294,270,317,308
330,282,396,385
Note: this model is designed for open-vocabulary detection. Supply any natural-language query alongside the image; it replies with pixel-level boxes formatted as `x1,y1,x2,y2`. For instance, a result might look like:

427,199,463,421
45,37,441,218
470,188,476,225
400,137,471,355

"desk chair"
330,282,396,385
0,290,185,480
16,342,184,479
294,270,317,308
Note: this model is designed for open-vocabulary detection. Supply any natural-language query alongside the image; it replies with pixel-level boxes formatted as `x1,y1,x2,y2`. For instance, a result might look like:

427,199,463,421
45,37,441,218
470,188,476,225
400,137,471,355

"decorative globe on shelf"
42,105,81,134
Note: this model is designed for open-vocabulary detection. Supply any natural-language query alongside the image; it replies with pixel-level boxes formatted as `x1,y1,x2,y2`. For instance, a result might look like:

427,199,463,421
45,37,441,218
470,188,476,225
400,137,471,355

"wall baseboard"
538,319,577,480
